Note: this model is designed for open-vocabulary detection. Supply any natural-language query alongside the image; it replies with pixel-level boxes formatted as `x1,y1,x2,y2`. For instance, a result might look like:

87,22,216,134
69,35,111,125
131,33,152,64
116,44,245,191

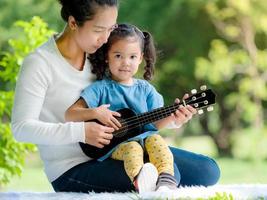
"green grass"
1,136,267,192
217,158,267,184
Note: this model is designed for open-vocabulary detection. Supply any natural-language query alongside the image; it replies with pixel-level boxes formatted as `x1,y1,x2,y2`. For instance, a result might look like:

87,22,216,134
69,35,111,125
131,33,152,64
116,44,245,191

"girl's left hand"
171,93,197,126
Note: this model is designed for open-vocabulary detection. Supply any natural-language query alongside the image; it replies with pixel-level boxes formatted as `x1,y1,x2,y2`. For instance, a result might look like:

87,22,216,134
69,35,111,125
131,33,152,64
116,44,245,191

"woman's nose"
99,31,110,44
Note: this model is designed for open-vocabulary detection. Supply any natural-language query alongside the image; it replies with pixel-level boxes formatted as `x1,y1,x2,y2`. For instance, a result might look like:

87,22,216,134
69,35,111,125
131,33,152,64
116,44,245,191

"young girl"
65,23,190,193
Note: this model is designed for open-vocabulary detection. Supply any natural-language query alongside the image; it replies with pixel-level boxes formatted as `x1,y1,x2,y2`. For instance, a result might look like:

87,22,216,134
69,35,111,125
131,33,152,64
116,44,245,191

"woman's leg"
52,141,144,193
51,147,220,193
51,158,134,193
170,147,220,187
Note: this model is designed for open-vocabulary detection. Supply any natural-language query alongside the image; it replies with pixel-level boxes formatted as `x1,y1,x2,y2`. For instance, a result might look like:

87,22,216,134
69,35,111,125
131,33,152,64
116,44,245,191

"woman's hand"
84,121,114,148
172,94,197,127
94,104,121,130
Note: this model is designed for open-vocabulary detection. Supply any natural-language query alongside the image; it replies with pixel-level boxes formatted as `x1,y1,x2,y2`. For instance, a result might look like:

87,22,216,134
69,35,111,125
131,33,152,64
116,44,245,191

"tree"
195,0,267,158
0,0,62,51
0,16,54,186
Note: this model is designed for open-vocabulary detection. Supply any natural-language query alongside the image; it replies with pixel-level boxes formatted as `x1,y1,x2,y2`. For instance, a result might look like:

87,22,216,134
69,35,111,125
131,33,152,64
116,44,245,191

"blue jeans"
51,147,220,193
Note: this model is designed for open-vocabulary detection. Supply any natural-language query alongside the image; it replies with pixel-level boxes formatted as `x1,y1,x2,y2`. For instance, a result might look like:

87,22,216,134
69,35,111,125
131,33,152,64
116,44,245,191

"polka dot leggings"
111,134,174,182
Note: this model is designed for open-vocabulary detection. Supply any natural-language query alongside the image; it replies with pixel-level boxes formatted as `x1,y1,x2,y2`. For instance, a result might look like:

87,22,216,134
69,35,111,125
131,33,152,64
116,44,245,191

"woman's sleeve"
11,53,85,145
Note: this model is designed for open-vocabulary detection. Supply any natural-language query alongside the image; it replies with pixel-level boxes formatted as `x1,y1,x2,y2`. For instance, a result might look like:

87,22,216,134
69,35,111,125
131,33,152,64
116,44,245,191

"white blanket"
1,184,267,200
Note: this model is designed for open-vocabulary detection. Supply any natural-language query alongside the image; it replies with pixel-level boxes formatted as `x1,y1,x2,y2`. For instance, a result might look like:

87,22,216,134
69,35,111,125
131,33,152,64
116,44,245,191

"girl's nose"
123,58,131,66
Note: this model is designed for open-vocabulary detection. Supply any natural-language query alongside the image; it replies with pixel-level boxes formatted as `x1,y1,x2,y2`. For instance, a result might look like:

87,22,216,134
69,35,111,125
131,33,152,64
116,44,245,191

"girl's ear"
138,53,144,65
68,16,78,31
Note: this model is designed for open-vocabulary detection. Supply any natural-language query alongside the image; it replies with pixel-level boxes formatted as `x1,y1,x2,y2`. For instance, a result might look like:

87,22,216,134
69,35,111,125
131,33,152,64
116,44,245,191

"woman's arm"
11,53,85,145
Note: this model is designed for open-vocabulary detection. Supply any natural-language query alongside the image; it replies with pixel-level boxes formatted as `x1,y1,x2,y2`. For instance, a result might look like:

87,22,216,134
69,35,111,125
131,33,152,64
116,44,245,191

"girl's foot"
156,172,178,192
133,163,158,193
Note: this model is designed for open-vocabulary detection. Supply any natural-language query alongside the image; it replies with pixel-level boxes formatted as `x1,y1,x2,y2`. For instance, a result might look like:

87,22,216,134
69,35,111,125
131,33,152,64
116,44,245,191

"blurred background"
0,0,266,192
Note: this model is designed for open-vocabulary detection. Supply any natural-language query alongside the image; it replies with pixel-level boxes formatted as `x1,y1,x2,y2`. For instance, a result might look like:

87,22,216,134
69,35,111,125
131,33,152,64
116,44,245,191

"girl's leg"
145,134,178,189
145,134,174,175
170,147,220,186
111,141,144,182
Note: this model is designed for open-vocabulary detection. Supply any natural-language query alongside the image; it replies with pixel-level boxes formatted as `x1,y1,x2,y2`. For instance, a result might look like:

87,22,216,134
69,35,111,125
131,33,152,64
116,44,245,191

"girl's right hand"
94,104,121,130
84,122,114,148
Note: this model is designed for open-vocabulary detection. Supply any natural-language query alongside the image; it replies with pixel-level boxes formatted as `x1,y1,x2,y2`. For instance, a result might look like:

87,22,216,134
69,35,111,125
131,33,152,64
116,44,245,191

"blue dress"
80,77,164,161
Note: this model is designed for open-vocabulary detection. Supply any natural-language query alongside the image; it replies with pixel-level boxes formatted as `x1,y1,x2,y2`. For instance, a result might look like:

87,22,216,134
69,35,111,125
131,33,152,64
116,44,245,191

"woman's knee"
201,157,220,186
174,163,181,184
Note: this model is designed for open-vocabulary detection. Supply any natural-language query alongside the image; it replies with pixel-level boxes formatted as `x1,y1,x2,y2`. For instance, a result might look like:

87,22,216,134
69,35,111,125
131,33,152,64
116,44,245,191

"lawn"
1,136,267,192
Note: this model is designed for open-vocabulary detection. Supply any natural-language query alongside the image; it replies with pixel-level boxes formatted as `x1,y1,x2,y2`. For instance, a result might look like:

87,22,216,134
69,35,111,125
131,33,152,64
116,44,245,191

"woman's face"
73,6,118,54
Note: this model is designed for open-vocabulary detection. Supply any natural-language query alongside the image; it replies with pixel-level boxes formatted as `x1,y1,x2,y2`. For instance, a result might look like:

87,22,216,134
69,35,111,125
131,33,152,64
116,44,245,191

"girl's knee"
125,141,142,150
145,134,166,146
147,134,163,141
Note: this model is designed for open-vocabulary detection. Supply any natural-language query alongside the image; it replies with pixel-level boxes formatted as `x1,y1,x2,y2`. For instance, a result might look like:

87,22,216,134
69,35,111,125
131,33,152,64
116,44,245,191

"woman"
11,0,220,193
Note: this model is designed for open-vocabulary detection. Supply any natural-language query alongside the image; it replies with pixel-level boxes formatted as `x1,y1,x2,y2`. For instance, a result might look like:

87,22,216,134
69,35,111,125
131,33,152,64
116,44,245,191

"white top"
11,35,94,182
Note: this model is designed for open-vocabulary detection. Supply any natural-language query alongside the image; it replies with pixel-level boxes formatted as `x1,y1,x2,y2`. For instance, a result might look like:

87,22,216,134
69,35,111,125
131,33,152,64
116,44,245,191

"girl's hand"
94,104,121,130
84,122,114,148
171,94,197,126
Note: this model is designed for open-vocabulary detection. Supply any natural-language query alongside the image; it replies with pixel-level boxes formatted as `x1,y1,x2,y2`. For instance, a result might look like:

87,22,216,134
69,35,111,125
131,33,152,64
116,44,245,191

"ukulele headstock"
184,85,216,114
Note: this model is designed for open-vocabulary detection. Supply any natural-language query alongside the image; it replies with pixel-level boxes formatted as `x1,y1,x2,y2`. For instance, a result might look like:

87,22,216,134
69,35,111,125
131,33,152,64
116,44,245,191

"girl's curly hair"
89,23,157,81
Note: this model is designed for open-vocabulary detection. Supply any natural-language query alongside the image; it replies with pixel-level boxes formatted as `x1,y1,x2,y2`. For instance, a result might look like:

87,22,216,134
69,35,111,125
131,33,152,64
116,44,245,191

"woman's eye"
115,54,121,58
131,55,137,59
94,30,103,33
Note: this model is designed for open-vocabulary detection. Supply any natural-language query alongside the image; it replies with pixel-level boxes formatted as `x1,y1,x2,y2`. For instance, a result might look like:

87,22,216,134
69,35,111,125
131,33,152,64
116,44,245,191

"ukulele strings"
114,96,207,135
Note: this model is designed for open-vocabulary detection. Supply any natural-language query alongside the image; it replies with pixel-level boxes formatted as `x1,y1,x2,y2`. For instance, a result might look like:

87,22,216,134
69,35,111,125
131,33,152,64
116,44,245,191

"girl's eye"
115,54,121,58
131,55,137,59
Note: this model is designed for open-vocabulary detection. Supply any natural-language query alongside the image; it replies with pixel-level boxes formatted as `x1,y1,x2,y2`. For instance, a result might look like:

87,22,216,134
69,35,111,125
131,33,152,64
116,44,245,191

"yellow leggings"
111,134,174,182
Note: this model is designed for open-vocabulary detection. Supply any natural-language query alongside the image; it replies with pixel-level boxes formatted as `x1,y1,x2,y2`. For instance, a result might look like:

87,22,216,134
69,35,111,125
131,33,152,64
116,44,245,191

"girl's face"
73,6,118,54
107,36,143,85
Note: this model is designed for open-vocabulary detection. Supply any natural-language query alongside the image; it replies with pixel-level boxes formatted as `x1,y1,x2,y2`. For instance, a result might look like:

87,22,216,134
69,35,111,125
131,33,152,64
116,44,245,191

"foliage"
0,0,61,50
231,127,267,160
0,16,54,186
210,192,234,200
195,0,267,156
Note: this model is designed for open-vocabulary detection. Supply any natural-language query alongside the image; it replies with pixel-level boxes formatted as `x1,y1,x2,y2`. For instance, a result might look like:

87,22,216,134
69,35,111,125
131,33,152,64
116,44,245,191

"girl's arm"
65,98,122,129
65,98,97,122
154,99,197,130
154,116,174,130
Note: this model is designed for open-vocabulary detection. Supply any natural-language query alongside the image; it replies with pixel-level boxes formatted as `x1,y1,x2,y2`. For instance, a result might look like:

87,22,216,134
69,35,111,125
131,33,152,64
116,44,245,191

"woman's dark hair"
58,0,119,26
89,23,157,81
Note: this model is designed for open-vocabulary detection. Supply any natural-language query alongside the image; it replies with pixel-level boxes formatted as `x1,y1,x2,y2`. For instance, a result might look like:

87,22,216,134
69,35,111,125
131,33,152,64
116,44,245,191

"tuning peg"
191,89,197,94
198,109,204,115
207,106,214,112
200,85,207,91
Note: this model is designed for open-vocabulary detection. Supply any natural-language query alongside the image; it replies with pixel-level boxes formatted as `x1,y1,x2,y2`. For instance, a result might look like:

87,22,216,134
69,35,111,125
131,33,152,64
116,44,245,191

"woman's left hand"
171,93,197,126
